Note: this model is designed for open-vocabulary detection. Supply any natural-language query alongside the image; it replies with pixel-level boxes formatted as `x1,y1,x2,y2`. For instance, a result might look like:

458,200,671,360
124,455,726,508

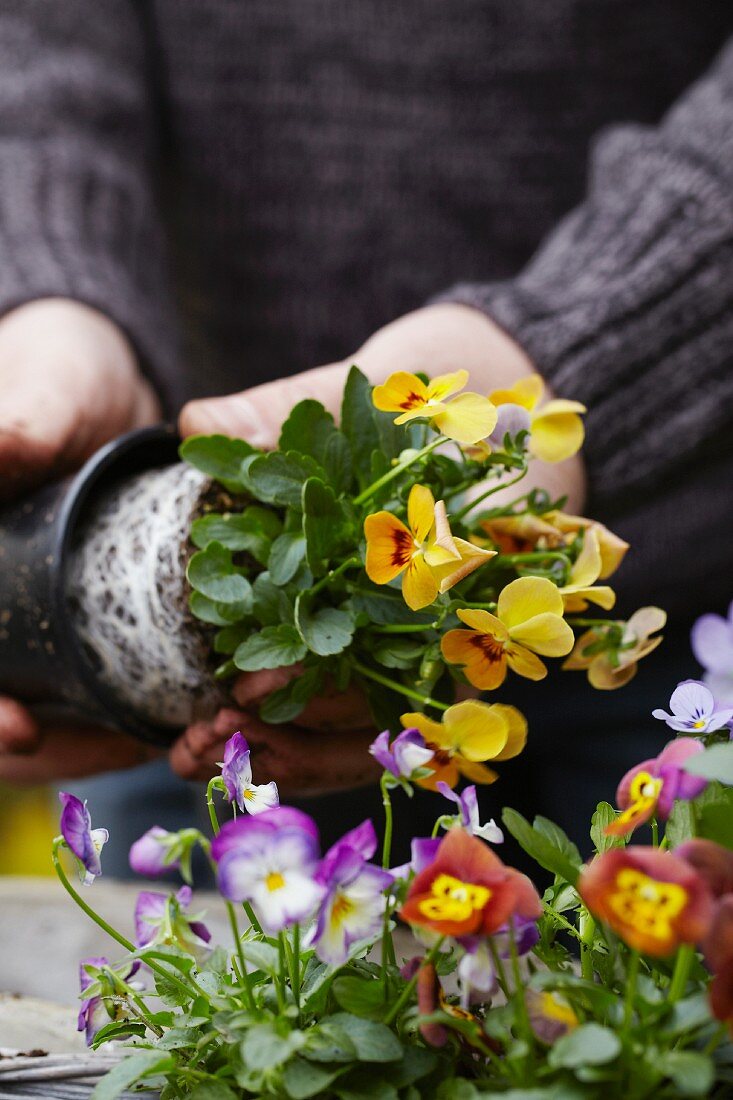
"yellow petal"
400,711,445,747
497,575,565,628
568,528,602,587
407,484,436,545
433,538,495,593
547,513,629,579
562,586,616,612
372,371,428,413
441,628,507,690
505,643,548,680
625,606,667,645
443,699,509,761
402,553,439,610
426,369,469,402
538,399,587,416
490,374,544,411
509,612,574,657
490,705,528,761
482,513,561,554
529,410,585,463
430,500,460,559
588,657,637,691
364,512,413,584
432,393,498,445
455,607,508,639
562,629,600,671
457,759,499,785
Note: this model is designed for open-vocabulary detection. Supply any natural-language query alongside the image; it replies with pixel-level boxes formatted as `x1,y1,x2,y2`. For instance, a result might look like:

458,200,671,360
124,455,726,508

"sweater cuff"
0,139,181,414
435,125,733,505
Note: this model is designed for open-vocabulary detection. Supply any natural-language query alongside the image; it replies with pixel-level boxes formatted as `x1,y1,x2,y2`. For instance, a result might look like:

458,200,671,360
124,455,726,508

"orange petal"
441,628,507,691
364,511,413,584
372,371,428,413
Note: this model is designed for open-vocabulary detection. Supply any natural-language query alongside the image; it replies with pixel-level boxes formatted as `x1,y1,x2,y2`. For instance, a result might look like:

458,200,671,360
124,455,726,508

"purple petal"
369,730,397,776
211,805,319,862
129,827,177,878
411,837,441,874
488,403,531,449
692,614,733,674
668,680,715,724
189,920,212,944
79,956,108,996
392,728,433,777
436,781,461,811
134,890,167,947
59,793,104,880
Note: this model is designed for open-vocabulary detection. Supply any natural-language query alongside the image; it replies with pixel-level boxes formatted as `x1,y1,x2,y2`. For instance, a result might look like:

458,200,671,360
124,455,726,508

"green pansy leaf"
664,1051,715,1096
326,1013,403,1063
214,622,252,654
239,939,280,975
302,1019,358,1063
548,1023,621,1069
240,1023,304,1071
179,434,257,492
252,571,294,625
684,742,733,784
332,974,387,1020
278,399,337,464
590,801,625,853
282,1058,343,1100
91,1050,175,1100
247,451,324,508
351,586,435,627
324,429,354,493
389,1047,437,1088
533,816,582,866
341,366,382,490
234,624,307,671
664,798,696,848
189,591,250,626
373,637,426,670
295,598,355,657
697,795,733,849
191,505,281,563
269,532,307,585
259,666,324,724
186,542,252,604
302,477,355,575
188,1084,240,1100
502,808,581,885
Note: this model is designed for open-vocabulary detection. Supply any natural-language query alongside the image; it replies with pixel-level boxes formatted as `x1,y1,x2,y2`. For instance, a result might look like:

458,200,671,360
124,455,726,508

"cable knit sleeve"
438,39,733,505
0,1,179,409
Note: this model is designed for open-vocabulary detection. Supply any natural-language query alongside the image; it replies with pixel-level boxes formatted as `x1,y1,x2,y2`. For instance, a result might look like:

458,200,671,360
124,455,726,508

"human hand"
175,303,584,794
0,298,162,781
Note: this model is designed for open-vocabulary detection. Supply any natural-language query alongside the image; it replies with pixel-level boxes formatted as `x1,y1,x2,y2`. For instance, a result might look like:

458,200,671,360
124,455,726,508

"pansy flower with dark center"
605,738,708,838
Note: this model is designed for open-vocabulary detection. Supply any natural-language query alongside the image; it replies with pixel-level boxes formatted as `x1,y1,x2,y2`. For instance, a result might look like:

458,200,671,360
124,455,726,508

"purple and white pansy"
134,885,211,964
370,727,434,782
77,956,140,1046
436,782,504,843
488,402,531,451
691,602,733,707
59,792,109,885
129,826,180,878
311,820,392,965
212,806,325,935
220,731,280,814
652,679,733,734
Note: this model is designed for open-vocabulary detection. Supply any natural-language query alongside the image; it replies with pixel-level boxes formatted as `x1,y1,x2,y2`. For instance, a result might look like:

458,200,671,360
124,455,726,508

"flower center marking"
469,633,505,663
418,873,491,922
331,892,354,926
608,869,687,943
265,871,286,892
614,770,663,829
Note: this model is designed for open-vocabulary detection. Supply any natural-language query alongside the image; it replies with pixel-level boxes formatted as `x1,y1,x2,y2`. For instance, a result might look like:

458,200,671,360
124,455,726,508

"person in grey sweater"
0,3,731,835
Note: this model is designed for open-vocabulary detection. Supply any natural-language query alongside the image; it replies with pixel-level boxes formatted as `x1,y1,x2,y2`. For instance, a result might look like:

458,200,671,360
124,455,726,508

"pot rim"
50,424,184,746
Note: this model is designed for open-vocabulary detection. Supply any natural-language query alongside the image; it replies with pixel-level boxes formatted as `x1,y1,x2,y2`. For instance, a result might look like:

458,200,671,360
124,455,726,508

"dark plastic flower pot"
0,425,189,746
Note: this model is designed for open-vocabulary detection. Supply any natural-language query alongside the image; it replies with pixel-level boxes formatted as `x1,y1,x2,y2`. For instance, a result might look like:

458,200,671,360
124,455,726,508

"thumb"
179,361,350,450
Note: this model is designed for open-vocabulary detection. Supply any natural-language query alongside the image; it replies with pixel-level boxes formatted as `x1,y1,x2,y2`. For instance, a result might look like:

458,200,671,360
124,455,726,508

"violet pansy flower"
220,731,279,814
391,836,441,882
605,737,709,838
652,679,733,734
487,402,531,451
311,820,392,965
369,727,433,781
129,827,181,878
134,885,211,964
59,793,108,885
691,602,733,706
212,806,324,936
436,782,504,843
77,956,139,1046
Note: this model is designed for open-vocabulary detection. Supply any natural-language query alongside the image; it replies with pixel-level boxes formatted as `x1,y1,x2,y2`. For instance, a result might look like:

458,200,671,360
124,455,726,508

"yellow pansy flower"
372,370,498,445
364,484,495,611
441,576,574,690
559,528,616,612
482,510,628,580
400,699,528,790
489,373,586,463
563,606,667,690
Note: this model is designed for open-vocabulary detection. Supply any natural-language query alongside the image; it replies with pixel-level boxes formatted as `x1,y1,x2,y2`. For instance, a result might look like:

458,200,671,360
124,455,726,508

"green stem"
384,937,445,1026
566,617,616,628
103,968,163,1038
499,550,570,567
487,938,510,999
457,601,497,611
431,815,453,839
452,466,528,522
354,436,447,506
370,622,438,634
352,658,449,711
668,943,695,1004
52,840,203,1002
508,923,534,1058
308,556,361,597
282,930,301,1018
702,1021,729,1056
579,907,596,980
381,776,397,977
206,779,264,938
622,950,640,1039
651,818,659,848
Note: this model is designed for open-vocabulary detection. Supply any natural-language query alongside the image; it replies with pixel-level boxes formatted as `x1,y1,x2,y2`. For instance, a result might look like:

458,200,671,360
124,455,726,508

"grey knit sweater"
1,1,732,621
